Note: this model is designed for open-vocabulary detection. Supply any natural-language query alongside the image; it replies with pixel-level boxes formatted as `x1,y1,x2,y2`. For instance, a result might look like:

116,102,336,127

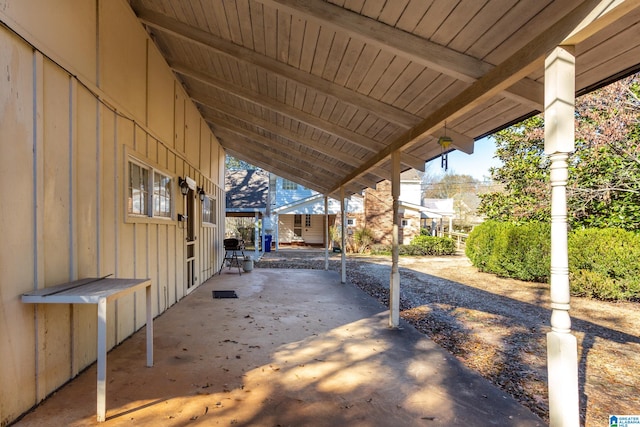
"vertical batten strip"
32,49,46,404
69,77,78,281
113,112,120,344
96,93,102,277
69,77,79,378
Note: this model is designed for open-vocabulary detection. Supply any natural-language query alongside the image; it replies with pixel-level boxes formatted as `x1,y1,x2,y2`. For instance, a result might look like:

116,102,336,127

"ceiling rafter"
215,124,380,191
258,0,544,111
127,0,639,198
213,121,355,182
195,100,363,168
333,0,609,192
173,61,427,171
135,6,420,129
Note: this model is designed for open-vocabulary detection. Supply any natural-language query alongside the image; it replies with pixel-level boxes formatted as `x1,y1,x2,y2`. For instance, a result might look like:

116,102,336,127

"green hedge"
568,228,640,301
466,221,640,301
466,221,550,282
369,236,456,256
409,235,456,255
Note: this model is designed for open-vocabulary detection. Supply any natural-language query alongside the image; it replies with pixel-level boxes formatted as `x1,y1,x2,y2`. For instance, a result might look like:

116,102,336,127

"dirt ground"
256,250,640,427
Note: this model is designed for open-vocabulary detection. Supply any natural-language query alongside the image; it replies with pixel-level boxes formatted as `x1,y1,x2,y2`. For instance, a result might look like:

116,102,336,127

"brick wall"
365,181,394,244
364,180,422,245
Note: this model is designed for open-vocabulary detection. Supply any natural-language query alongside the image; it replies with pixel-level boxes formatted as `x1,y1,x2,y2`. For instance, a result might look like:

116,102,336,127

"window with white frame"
282,179,298,190
128,158,173,219
346,218,356,227
202,196,216,225
305,214,311,227
401,219,409,227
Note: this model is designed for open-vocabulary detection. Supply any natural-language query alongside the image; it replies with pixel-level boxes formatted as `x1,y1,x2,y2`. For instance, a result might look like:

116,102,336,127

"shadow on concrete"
14,268,544,426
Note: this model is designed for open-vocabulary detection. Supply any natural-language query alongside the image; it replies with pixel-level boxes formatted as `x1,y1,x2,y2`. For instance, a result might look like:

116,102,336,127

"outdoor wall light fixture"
178,177,190,196
197,187,206,202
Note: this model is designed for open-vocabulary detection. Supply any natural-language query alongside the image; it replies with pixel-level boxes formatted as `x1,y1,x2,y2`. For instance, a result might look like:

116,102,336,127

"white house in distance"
271,176,364,248
256,174,364,249
268,170,454,248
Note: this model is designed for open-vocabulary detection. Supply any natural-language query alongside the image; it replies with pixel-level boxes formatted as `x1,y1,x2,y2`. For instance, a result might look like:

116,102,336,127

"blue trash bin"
264,235,272,252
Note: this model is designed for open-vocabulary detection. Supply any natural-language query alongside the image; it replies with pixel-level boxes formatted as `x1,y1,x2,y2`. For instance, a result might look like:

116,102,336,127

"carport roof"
129,0,640,197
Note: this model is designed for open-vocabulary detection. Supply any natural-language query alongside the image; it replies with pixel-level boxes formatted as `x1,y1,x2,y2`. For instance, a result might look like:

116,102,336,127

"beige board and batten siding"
0,0,225,424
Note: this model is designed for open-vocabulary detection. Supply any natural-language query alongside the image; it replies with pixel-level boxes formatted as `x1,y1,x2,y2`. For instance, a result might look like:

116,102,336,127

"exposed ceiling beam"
258,0,544,111
213,121,353,179
175,61,427,171
196,100,363,168
198,103,420,186
221,142,376,195
563,0,640,45
332,0,608,192
137,1,501,169
135,6,420,129
173,61,386,151
215,125,379,190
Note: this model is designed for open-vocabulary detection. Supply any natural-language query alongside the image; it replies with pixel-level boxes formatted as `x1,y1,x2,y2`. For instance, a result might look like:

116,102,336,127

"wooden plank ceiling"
128,0,640,196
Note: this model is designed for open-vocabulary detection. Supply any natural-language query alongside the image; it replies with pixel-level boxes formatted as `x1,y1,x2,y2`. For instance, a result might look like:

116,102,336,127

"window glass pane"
153,172,172,218
202,196,217,224
128,162,148,215
305,214,311,227
283,179,297,190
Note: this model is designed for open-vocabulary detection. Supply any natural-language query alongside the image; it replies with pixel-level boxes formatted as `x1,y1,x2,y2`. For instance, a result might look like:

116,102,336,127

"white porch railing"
442,231,469,250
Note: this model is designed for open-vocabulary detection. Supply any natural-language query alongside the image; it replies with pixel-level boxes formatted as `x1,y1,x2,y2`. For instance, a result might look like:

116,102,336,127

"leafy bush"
467,221,640,301
368,236,456,256
465,221,508,272
352,227,375,253
568,228,640,301
369,244,390,255
466,221,550,282
410,235,456,255
496,222,550,282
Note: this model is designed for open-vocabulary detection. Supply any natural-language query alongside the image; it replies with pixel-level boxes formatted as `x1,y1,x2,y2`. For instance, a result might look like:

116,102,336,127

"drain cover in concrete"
213,290,238,299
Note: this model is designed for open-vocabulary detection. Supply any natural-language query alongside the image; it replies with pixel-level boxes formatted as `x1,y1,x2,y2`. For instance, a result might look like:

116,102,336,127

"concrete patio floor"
14,267,544,426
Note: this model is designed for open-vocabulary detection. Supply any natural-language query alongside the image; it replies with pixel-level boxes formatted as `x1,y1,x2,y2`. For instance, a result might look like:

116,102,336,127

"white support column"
340,187,347,284
544,45,579,427
275,214,279,252
254,211,259,260
389,151,401,328
324,195,329,271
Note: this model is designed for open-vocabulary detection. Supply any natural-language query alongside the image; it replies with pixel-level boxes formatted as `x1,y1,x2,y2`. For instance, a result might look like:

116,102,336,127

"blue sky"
425,136,501,181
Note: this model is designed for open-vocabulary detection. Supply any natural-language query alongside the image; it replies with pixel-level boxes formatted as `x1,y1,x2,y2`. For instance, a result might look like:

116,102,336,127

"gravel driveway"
256,250,640,427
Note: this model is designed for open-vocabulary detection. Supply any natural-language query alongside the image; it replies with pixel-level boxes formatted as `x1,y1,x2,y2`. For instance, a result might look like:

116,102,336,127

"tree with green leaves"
478,74,640,232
